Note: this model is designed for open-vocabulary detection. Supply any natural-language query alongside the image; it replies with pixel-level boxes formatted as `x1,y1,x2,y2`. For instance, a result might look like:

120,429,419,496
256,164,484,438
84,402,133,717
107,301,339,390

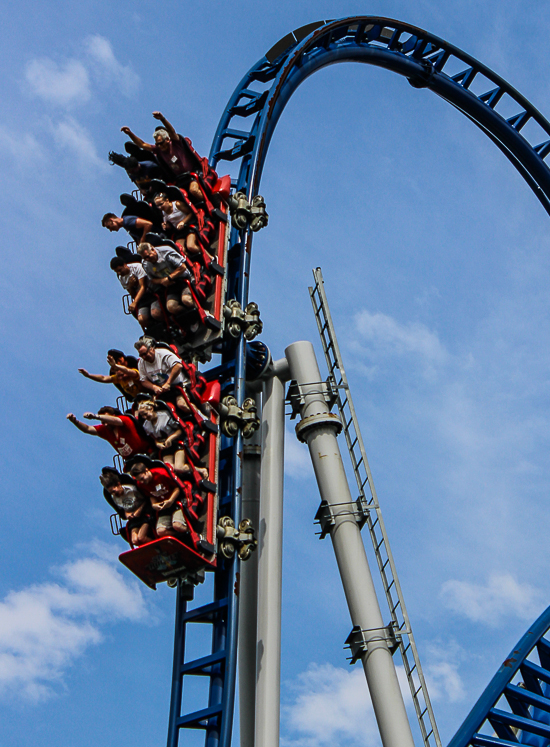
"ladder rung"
181,649,227,675
177,704,223,728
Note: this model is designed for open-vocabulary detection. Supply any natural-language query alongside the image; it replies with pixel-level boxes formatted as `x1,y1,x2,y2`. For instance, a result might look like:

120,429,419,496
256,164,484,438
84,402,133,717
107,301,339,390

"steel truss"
168,15,550,747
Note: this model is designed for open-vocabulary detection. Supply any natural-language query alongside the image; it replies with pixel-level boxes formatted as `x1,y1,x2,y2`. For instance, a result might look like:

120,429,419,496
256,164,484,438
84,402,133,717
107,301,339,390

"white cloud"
282,663,413,747
285,427,312,479
354,310,448,367
85,35,140,96
50,116,106,171
441,573,544,626
282,663,380,747
25,58,90,107
0,543,148,701
424,642,466,704
0,126,46,166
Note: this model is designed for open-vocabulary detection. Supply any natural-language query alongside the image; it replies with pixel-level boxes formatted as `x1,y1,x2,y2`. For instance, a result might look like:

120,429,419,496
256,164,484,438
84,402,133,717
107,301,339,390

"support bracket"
345,623,406,663
314,496,373,539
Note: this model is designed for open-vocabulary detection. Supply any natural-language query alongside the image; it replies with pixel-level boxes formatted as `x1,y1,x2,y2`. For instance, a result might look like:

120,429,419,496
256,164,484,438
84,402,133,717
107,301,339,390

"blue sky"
2,1,550,746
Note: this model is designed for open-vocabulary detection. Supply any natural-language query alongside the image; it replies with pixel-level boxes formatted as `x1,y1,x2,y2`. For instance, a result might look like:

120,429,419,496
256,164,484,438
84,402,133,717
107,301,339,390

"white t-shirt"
138,348,187,387
111,484,145,512
118,263,147,292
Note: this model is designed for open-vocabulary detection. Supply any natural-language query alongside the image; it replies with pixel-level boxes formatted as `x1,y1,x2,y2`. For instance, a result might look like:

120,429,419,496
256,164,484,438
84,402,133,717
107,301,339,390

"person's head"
134,335,156,361
137,399,156,421
153,128,170,150
97,405,122,417
153,193,171,212
136,242,157,262
110,257,130,276
102,213,121,231
107,348,126,365
99,468,124,496
128,461,152,483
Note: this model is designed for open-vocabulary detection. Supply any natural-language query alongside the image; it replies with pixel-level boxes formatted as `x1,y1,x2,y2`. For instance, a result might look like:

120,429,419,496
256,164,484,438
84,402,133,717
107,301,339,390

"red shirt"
136,467,179,506
94,415,149,458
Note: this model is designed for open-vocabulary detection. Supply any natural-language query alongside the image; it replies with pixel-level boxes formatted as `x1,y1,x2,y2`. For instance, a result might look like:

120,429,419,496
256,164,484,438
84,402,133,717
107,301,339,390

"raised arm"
112,362,140,380
78,368,111,384
66,413,97,436
89,412,124,428
120,126,154,152
152,112,178,142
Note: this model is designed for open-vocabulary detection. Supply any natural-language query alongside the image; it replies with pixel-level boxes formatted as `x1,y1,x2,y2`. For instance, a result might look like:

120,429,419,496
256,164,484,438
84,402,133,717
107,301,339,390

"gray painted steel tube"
285,341,415,747
255,374,285,747
240,392,262,747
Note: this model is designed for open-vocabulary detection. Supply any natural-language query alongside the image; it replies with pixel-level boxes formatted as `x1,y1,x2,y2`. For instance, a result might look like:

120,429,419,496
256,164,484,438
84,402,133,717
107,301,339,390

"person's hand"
152,111,164,121
78,368,89,377
106,355,116,366
83,412,96,420
156,440,166,450
151,385,163,396
156,500,166,510
121,126,132,134
160,277,171,287
176,221,186,230
160,382,171,393
128,302,136,313
66,413,77,423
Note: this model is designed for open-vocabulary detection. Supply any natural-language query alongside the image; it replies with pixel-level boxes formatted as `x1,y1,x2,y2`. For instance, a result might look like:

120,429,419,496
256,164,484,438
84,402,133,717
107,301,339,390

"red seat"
212,175,231,202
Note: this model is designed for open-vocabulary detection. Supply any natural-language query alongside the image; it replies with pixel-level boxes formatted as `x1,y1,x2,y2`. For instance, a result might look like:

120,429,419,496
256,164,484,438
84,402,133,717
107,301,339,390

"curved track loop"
201,16,550,747
449,605,550,747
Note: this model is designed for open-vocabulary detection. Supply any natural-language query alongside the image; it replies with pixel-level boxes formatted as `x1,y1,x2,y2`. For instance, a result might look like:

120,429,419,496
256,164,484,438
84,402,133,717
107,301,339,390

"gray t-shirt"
143,411,179,441
142,247,184,281
138,348,187,387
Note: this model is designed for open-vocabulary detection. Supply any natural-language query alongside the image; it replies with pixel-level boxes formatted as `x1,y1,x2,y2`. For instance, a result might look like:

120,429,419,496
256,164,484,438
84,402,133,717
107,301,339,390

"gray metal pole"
285,341,415,747
239,391,262,747
255,372,286,747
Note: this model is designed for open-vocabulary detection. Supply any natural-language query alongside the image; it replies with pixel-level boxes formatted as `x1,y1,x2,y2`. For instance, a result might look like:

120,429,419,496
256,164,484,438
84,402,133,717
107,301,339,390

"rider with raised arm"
120,112,217,201
78,349,143,401
66,405,151,460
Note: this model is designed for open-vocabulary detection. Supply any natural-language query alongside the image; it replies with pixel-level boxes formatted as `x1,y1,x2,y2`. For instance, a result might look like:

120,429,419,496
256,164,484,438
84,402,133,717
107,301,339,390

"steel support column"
255,373,286,747
285,341,415,747
239,392,262,747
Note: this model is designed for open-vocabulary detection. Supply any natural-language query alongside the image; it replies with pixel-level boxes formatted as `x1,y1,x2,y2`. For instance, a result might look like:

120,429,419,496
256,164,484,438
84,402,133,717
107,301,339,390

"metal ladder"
309,267,441,747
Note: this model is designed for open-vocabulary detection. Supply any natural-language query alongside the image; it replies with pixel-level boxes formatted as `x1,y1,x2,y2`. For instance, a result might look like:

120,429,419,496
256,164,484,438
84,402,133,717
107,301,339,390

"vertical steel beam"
239,392,262,747
285,341,415,747
255,374,286,747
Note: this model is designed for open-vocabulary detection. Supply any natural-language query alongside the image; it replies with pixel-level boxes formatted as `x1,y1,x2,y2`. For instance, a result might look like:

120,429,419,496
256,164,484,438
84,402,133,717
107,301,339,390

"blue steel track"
166,16,550,747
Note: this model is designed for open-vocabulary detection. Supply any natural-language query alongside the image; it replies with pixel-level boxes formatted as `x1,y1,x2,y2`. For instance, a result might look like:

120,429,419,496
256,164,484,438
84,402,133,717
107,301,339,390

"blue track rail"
449,605,550,747
167,16,550,747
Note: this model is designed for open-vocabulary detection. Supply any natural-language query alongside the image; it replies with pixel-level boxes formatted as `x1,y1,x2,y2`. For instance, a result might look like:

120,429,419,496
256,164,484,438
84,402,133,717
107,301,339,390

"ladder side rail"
309,268,442,747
